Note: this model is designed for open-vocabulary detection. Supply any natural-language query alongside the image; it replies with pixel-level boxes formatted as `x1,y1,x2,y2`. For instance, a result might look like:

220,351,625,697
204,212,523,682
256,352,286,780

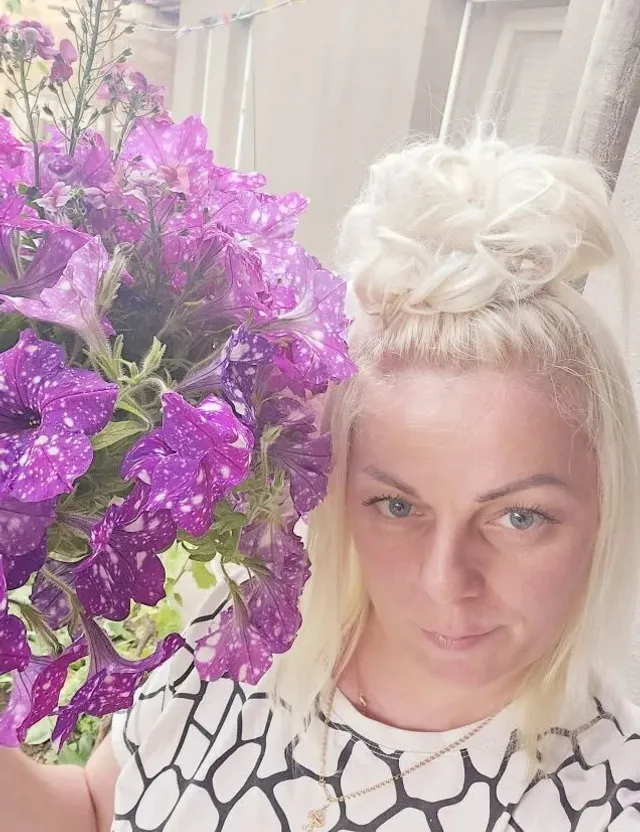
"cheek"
499,537,593,632
347,500,422,587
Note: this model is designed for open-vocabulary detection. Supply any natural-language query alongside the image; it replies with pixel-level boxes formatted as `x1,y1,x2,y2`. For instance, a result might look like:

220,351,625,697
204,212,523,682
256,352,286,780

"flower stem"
69,0,104,154
42,565,83,623
12,601,62,657
18,62,40,191
114,108,135,158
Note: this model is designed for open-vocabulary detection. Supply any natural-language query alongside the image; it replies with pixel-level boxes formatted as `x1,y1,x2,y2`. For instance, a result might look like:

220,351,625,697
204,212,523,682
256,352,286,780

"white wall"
584,107,640,702
173,0,640,701
173,0,450,266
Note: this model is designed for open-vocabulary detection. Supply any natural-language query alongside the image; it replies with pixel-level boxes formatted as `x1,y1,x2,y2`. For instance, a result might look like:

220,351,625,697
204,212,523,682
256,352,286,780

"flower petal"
194,604,273,685
0,614,30,674
0,641,87,747
0,237,112,341
1,539,46,590
9,430,94,502
0,496,55,555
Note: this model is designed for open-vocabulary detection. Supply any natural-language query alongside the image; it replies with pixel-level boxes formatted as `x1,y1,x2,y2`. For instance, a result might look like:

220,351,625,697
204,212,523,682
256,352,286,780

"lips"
421,628,495,651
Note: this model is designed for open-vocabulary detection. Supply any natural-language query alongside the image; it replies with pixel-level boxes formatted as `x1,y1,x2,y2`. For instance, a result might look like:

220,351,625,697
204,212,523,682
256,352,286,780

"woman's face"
346,367,599,692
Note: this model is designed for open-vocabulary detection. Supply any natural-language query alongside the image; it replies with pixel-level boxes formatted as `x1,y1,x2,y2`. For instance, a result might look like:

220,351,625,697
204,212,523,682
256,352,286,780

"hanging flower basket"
0,0,353,750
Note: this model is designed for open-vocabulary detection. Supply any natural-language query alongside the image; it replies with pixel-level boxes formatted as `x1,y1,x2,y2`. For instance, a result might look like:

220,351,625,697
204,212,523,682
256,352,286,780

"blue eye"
365,496,415,519
499,507,554,531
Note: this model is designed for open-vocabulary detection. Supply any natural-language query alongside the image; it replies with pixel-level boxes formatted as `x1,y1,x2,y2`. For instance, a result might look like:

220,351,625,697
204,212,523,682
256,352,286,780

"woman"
4,134,640,832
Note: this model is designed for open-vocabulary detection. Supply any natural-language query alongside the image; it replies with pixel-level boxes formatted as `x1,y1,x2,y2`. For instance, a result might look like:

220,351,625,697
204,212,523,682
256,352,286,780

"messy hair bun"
339,134,618,319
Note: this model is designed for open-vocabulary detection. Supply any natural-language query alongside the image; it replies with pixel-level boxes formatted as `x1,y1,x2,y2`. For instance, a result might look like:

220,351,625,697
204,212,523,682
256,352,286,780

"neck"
340,615,515,732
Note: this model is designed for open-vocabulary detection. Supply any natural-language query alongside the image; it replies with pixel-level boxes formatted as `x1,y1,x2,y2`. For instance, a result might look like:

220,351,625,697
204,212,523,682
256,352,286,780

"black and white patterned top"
110,587,640,832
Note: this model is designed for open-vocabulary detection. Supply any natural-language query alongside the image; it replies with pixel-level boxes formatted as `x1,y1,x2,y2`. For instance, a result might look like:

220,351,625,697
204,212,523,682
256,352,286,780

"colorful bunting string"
137,0,306,37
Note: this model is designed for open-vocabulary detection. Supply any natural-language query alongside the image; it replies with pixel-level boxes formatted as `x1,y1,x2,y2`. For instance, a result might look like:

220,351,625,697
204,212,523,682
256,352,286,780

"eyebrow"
362,466,421,498
476,474,569,503
362,466,568,503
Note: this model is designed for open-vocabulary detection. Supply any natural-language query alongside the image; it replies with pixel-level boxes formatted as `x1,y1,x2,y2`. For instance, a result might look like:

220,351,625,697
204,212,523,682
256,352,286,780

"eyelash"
362,495,559,526
505,504,559,524
363,493,409,508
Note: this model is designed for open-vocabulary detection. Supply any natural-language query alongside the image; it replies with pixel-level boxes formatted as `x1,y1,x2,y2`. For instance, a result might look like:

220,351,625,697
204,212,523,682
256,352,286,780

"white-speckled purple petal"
9,429,94,502
269,428,332,515
0,237,111,338
1,538,46,590
51,622,183,747
245,571,303,654
0,496,55,554
0,612,30,674
0,330,117,502
75,489,175,621
194,604,273,685
0,640,87,747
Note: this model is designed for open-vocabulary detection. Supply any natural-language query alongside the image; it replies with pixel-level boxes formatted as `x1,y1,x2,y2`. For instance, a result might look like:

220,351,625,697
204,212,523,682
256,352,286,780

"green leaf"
76,730,97,764
115,395,151,426
25,717,55,746
47,524,87,561
190,560,217,590
187,545,218,563
53,745,85,766
103,620,128,641
162,543,189,580
215,503,248,532
151,605,182,638
139,337,167,379
91,420,145,451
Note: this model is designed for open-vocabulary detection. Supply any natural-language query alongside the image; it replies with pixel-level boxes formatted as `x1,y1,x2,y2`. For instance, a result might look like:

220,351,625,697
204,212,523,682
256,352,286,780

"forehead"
351,367,594,489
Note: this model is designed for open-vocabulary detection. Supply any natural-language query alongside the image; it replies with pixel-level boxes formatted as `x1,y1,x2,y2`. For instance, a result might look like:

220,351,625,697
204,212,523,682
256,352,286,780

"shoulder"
512,695,640,829
556,693,640,780
589,694,640,783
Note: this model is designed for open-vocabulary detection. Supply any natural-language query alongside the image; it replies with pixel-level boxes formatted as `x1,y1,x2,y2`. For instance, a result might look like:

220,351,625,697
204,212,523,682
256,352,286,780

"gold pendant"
303,805,328,831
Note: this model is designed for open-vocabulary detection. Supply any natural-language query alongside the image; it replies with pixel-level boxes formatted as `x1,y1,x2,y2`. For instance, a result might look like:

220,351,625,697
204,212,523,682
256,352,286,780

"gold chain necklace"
303,686,495,832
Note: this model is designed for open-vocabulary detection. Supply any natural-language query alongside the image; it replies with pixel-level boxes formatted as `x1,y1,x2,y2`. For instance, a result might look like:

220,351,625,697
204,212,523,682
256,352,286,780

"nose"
419,523,484,604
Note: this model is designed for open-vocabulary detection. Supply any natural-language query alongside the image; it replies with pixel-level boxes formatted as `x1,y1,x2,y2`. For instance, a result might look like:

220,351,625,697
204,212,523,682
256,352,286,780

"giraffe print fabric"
110,588,640,832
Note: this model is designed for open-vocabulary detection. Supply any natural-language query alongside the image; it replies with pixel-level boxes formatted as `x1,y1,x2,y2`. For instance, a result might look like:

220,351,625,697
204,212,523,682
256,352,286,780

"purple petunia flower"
194,596,274,685
0,220,87,292
51,616,183,748
238,485,307,575
0,236,114,349
243,567,304,655
260,398,332,515
119,116,213,200
31,559,75,632
50,38,77,84
261,251,354,393
0,330,118,503
196,485,310,683
0,495,55,558
0,564,30,675
188,227,272,326
0,640,88,747
122,393,254,537
14,21,57,60
35,130,114,197
180,325,274,426
74,485,176,621
1,538,46,591
238,487,310,653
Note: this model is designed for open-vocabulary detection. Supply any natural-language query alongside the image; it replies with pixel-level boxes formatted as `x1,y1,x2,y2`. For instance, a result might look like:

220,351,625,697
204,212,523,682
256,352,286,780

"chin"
411,625,516,687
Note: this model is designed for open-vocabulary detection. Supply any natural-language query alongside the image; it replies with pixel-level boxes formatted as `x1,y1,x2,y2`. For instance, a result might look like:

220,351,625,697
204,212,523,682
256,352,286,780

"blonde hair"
271,132,640,757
